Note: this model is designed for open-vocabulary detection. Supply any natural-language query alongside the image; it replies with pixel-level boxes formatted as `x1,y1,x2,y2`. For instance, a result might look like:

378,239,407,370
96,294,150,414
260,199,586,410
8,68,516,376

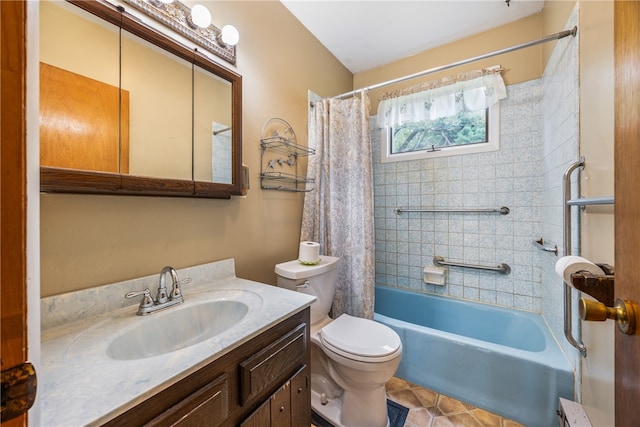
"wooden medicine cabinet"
39,0,242,199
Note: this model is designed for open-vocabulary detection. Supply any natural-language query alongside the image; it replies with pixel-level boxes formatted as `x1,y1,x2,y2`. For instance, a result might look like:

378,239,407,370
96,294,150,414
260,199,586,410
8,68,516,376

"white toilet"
275,256,402,427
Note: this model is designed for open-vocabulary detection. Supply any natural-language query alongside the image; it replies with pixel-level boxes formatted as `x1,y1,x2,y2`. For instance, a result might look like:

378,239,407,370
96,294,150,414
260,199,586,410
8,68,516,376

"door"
1,1,32,425
614,1,640,425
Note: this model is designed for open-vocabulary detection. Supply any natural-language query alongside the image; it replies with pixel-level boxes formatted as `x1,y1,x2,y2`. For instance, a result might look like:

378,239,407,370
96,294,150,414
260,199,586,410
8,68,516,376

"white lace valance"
376,71,507,128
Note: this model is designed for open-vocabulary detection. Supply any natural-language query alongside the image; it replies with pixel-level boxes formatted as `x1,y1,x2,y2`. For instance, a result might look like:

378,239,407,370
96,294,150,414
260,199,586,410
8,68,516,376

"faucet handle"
156,286,169,304
170,276,191,302
125,288,154,309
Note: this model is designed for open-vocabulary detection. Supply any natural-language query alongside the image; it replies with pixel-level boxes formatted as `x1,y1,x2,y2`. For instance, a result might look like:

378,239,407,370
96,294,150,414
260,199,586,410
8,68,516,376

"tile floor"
386,377,526,427
311,376,526,427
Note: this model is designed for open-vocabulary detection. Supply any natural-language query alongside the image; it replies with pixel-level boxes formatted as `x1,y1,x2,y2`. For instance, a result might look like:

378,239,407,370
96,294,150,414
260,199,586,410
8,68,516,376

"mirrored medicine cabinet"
39,0,242,198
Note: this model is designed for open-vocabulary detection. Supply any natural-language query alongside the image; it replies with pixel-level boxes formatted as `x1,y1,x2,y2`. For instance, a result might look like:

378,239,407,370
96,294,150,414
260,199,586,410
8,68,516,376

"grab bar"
533,238,558,255
567,196,614,207
433,256,511,274
562,158,587,357
395,206,510,215
563,157,584,259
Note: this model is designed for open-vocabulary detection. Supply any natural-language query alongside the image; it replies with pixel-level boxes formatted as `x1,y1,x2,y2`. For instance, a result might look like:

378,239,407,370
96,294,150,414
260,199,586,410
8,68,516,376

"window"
381,102,499,162
376,68,505,163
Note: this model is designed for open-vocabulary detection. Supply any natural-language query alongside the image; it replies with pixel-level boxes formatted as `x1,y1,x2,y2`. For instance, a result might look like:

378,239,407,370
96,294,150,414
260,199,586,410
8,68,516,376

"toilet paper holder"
570,263,615,307
572,264,638,335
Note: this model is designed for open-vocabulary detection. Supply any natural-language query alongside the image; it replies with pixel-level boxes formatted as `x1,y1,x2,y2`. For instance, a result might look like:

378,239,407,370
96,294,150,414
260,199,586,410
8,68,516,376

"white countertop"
39,259,315,427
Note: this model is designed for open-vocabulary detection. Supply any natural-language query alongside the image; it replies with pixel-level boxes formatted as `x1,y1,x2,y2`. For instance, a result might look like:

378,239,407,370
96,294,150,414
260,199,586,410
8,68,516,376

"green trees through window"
390,109,488,154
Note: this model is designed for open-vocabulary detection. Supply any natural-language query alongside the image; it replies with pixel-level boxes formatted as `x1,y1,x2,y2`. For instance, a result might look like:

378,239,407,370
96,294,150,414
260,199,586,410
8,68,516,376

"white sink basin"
107,299,249,360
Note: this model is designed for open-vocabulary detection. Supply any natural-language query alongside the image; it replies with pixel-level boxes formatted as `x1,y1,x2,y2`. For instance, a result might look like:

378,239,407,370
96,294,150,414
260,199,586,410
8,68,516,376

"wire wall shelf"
260,136,315,157
259,118,314,192
260,171,315,192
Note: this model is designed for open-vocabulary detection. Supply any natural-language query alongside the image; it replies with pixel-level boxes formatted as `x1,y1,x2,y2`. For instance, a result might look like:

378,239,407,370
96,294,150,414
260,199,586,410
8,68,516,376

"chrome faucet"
157,266,179,304
125,266,191,315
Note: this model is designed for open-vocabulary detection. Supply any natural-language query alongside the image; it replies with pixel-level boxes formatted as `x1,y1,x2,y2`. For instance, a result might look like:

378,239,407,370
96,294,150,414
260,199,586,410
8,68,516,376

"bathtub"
374,286,573,427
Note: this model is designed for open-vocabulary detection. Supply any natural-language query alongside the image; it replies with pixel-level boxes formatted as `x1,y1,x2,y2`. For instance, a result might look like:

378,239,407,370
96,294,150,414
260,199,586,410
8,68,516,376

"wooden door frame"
1,0,29,425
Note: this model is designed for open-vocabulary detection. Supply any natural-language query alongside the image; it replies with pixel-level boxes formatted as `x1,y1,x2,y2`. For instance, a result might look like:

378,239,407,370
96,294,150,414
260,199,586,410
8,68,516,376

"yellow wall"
40,0,352,296
355,13,544,113
541,0,577,66
574,1,615,424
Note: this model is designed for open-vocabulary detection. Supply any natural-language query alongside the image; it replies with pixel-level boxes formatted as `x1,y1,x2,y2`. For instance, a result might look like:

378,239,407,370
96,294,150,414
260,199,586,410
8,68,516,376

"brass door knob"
579,297,638,335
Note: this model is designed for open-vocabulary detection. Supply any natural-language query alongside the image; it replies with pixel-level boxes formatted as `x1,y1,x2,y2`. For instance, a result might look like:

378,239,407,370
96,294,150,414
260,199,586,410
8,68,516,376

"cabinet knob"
279,406,285,412
297,387,302,394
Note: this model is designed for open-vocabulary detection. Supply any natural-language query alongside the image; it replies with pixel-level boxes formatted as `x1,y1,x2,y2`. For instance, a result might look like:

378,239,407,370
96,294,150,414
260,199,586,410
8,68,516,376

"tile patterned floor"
311,377,526,427
386,377,526,427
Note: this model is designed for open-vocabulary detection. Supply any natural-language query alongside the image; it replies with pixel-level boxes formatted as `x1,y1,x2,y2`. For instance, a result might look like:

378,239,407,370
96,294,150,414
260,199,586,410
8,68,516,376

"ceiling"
280,0,545,74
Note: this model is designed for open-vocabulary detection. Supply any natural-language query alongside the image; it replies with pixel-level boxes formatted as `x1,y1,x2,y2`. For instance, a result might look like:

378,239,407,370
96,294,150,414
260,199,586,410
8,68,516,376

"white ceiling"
281,0,545,73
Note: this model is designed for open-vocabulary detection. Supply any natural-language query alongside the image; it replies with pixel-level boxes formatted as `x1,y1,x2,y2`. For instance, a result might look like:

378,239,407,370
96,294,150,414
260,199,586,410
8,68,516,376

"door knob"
579,297,638,335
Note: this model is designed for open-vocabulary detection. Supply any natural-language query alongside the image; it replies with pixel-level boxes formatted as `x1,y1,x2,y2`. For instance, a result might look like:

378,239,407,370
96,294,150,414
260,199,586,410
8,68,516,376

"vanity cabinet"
101,308,310,427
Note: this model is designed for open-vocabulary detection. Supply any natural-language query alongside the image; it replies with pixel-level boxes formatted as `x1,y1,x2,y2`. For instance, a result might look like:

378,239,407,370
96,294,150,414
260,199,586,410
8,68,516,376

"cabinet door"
290,366,310,427
270,381,291,427
240,381,291,427
239,399,270,427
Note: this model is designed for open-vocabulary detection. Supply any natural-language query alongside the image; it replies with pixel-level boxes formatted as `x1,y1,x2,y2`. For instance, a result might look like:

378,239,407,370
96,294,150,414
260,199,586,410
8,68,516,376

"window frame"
380,102,500,163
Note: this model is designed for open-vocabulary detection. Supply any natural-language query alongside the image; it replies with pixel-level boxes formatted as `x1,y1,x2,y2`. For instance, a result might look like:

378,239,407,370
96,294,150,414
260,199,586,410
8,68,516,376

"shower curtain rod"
330,26,578,101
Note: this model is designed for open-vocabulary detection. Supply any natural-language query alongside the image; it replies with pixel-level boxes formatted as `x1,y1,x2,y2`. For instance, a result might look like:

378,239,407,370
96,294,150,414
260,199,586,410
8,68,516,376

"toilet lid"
319,314,401,360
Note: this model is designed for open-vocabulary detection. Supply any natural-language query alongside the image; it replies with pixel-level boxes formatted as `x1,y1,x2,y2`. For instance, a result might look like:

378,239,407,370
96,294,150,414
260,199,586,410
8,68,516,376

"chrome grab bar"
533,238,558,255
433,256,511,275
562,158,587,357
567,196,614,207
395,206,510,215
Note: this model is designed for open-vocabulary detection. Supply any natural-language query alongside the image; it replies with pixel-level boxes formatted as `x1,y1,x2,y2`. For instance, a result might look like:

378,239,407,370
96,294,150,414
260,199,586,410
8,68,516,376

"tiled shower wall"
372,78,544,313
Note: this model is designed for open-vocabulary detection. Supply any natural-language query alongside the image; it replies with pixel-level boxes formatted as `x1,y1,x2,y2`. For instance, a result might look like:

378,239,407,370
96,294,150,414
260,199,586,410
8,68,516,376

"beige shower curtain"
301,91,375,319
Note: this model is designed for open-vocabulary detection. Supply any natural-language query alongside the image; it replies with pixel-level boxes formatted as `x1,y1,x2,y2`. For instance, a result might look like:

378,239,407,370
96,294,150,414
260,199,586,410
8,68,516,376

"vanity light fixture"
188,4,211,29
122,0,238,64
220,24,240,46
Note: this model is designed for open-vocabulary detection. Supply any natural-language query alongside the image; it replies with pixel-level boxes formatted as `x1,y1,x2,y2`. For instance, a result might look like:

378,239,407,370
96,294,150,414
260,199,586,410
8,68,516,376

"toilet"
275,256,402,427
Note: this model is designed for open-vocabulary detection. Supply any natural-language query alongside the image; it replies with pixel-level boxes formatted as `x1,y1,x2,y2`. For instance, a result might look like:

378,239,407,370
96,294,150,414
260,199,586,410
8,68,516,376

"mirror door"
40,0,123,174
121,28,192,180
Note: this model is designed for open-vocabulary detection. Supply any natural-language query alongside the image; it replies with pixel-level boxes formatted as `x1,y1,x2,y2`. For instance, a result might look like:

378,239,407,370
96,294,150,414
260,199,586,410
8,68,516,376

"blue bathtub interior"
374,285,574,427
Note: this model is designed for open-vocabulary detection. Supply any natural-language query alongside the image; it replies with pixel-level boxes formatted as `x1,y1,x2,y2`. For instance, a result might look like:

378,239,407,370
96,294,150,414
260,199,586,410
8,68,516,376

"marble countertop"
39,259,315,427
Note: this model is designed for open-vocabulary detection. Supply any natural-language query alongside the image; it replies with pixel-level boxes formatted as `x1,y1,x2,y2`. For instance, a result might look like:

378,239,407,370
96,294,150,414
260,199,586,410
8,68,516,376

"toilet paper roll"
298,241,321,265
555,256,605,285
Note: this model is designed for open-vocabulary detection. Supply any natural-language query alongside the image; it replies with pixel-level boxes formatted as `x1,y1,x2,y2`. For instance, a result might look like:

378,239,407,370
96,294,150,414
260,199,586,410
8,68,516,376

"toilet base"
311,389,390,427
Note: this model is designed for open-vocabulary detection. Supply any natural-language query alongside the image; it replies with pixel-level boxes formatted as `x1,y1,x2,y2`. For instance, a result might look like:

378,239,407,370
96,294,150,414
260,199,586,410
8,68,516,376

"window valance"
376,68,507,128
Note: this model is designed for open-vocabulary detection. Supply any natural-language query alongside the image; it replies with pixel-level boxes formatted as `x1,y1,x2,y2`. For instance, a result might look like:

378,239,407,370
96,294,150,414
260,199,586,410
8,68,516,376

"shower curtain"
301,91,375,319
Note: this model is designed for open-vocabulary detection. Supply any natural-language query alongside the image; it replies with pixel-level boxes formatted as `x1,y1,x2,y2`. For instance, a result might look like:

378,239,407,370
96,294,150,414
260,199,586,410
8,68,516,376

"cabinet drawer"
239,323,306,405
144,374,228,427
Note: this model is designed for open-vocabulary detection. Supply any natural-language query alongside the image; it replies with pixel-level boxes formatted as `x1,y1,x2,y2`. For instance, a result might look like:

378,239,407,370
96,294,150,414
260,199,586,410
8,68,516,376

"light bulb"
221,25,239,46
190,4,211,28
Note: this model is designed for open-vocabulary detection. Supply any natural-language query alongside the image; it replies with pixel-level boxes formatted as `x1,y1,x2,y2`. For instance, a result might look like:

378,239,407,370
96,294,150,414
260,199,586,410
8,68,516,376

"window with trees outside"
382,103,499,163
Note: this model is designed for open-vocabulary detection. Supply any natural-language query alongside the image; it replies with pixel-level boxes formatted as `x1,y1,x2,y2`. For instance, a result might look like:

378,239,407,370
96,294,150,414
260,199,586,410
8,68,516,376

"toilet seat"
319,314,401,363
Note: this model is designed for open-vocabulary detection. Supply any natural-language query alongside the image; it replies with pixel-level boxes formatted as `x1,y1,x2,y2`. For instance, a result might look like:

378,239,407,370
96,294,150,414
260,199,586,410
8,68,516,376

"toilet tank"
275,256,339,323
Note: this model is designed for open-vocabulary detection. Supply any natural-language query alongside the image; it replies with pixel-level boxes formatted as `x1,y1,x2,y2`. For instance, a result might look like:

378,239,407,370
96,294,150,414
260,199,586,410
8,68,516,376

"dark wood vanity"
102,308,310,427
